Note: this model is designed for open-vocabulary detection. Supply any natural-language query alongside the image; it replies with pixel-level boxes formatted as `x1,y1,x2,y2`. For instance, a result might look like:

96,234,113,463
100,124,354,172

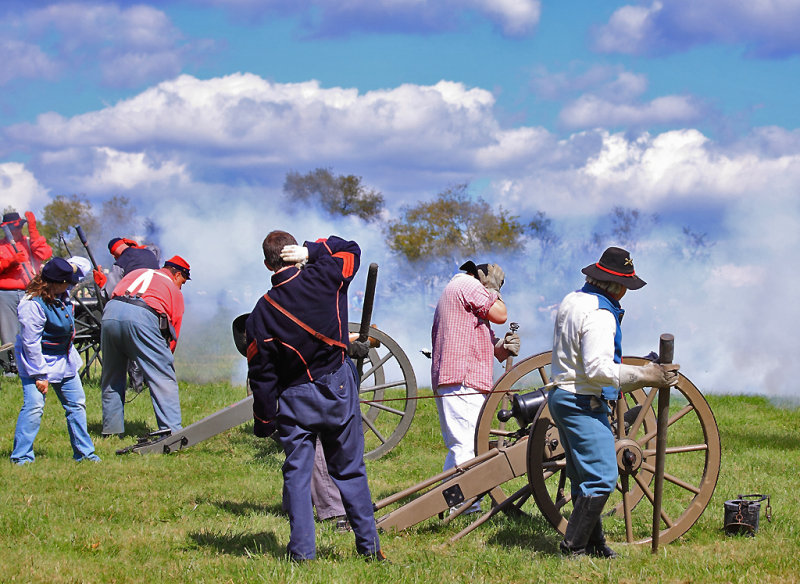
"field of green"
1,376,798,583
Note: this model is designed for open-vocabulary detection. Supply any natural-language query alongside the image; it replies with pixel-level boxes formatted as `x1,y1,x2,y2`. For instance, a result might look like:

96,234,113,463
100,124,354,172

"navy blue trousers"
276,359,380,560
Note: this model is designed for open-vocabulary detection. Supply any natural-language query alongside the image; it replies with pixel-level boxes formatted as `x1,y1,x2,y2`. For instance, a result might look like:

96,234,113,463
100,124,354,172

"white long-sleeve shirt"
551,289,622,396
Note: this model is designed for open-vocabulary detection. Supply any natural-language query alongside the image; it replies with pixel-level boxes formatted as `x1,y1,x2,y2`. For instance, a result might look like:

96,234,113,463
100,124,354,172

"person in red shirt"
0,212,53,346
99,256,190,437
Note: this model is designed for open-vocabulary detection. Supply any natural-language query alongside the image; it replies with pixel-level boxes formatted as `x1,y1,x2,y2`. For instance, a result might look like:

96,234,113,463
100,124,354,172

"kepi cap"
164,255,191,280
42,257,81,285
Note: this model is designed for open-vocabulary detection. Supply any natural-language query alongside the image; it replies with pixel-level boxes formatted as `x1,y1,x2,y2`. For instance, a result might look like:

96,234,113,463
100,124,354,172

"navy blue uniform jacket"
245,236,360,427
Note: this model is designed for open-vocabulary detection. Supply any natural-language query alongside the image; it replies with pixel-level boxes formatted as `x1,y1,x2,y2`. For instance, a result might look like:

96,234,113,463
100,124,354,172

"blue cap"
42,257,81,284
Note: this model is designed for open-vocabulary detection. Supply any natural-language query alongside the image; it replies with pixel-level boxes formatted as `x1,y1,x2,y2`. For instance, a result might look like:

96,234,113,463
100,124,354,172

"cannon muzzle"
497,389,547,428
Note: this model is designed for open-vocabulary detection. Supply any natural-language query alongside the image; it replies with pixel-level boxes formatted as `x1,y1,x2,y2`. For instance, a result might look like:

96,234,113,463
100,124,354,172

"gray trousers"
311,437,345,520
0,289,24,345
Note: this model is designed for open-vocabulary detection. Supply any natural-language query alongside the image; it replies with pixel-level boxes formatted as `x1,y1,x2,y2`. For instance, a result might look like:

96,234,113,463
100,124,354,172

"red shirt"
431,273,500,393
111,267,184,352
0,234,53,289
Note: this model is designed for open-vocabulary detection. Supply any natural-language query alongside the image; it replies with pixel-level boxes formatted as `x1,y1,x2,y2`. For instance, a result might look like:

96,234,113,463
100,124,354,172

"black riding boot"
586,517,618,558
559,494,610,556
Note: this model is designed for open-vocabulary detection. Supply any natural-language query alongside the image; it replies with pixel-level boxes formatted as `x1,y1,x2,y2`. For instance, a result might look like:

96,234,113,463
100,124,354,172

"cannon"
374,337,721,550
117,263,419,459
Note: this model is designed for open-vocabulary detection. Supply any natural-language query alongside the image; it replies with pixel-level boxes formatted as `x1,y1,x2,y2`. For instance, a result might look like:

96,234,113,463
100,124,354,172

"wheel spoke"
360,351,393,379
640,461,702,495
361,413,387,444
360,400,405,416
639,402,695,444
642,443,709,456
626,387,658,437
359,379,408,393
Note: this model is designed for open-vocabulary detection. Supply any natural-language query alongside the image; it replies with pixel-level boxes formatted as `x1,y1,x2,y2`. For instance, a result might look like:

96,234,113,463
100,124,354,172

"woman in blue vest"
10,257,100,464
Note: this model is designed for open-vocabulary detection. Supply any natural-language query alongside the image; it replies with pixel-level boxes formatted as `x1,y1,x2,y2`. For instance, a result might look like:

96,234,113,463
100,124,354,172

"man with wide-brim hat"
547,246,680,559
0,211,53,347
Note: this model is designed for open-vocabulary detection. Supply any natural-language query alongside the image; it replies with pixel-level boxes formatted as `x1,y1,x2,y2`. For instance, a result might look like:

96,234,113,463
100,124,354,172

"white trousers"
434,383,487,471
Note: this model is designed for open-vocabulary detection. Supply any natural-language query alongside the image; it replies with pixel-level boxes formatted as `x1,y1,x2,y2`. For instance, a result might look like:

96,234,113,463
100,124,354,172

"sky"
1,0,798,400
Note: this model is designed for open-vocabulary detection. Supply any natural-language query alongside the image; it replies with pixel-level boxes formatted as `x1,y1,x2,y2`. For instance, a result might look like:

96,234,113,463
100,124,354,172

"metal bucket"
724,494,771,536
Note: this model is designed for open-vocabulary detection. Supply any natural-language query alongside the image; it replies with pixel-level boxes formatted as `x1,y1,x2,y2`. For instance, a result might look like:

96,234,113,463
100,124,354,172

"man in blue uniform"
549,246,680,558
245,231,383,562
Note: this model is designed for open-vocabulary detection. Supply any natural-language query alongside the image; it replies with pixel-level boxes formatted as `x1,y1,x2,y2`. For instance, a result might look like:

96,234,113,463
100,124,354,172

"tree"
679,226,715,261
100,195,137,230
386,183,524,262
39,194,98,256
283,168,384,222
590,206,656,252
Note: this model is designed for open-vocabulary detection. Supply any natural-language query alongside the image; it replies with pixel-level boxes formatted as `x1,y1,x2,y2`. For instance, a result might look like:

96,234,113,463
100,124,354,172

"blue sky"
1,0,798,397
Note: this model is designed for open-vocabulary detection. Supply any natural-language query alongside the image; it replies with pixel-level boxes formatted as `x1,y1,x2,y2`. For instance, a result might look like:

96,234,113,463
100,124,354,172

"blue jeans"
100,300,182,434
547,388,618,497
11,375,100,464
277,360,380,560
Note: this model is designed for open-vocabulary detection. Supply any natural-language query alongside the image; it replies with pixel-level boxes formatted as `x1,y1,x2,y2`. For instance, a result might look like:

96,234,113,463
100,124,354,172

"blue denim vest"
581,282,624,400
32,295,75,355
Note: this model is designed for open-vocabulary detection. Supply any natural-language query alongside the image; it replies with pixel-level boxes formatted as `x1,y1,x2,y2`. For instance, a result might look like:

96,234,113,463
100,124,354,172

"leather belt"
111,294,163,319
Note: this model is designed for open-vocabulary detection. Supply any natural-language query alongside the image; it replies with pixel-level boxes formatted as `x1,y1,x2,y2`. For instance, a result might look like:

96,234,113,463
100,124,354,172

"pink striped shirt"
431,273,500,393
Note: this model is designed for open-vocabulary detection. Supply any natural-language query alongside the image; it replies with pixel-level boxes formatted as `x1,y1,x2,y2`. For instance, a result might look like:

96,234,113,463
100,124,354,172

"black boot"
559,494,610,556
586,518,618,559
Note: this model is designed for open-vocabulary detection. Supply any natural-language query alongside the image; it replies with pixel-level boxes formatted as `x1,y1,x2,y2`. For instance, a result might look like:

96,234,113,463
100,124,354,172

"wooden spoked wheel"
527,356,721,545
349,323,417,460
474,351,554,513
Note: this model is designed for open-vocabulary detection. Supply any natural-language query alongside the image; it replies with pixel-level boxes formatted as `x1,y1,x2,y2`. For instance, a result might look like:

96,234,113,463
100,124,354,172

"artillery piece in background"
375,341,721,549
118,263,420,460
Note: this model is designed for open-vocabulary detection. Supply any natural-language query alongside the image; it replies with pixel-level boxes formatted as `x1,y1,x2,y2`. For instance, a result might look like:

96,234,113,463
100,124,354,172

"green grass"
1,378,799,583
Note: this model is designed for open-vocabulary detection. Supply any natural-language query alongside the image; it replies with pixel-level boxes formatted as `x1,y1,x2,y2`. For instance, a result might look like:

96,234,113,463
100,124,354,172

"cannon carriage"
374,345,721,550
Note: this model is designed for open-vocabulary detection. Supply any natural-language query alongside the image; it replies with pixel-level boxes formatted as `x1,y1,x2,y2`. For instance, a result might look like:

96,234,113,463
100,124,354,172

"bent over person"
100,256,190,437
549,247,680,558
245,231,383,562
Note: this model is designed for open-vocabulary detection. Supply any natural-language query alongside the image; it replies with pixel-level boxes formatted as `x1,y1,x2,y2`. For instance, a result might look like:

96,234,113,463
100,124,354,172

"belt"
111,295,163,319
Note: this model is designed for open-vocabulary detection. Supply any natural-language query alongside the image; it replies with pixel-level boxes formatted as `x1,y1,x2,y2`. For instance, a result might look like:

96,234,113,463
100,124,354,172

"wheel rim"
527,357,721,545
349,323,417,460
474,351,553,510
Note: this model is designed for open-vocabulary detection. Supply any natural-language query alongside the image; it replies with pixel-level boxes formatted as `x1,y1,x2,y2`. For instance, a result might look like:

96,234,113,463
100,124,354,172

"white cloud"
593,0,800,57
1,2,206,87
0,40,59,85
202,0,541,37
7,74,511,190
532,65,706,131
493,128,800,217
0,162,50,212
560,94,705,130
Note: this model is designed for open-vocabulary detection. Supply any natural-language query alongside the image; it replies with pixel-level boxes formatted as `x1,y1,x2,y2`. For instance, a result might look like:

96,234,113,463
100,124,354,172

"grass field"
1,375,798,583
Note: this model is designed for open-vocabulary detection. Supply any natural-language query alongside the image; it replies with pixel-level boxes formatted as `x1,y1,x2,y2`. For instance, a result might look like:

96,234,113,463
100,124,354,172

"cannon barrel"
497,388,547,429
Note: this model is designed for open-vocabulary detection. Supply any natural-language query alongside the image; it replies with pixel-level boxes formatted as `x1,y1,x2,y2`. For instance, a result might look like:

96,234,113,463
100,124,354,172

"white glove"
620,362,680,392
496,332,520,356
478,263,505,294
280,245,308,265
